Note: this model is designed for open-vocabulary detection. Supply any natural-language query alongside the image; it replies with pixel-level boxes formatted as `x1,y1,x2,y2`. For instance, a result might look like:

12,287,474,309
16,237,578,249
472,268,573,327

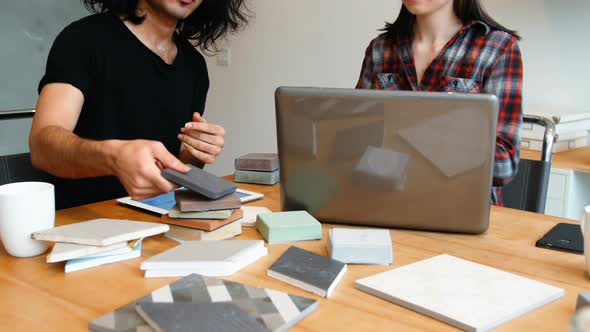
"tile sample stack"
174,190,241,213
234,153,280,185
160,191,244,242
165,222,242,242
33,219,168,272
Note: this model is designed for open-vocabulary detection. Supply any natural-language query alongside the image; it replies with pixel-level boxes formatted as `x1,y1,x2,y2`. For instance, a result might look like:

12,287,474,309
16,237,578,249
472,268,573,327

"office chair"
0,152,63,206
503,115,556,214
0,152,126,210
0,153,53,185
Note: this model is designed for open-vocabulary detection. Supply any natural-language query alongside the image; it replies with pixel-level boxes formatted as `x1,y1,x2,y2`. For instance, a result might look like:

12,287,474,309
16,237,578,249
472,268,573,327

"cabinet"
545,169,570,218
522,147,590,221
544,168,590,220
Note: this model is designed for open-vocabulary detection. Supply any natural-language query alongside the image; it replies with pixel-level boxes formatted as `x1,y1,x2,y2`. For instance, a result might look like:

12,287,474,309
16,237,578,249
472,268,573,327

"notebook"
65,241,142,273
89,274,319,332
327,228,393,265
32,219,169,246
135,302,271,332
355,254,564,332
256,211,322,244
268,246,347,298
161,165,237,199
47,241,129,263
175,190,242,212
160,208,243,231
141,240,267,277
165,221,242,242
235,153,279,171
116,189,263,215
241,206,272,227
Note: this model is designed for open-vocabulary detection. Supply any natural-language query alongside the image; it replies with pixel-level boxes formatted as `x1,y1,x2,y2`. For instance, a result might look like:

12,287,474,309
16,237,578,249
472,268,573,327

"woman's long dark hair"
382,0,520,40
82,0,250,51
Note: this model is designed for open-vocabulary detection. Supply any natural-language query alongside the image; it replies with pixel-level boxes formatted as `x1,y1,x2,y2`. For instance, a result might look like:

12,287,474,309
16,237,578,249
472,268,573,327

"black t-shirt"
38,12,209,208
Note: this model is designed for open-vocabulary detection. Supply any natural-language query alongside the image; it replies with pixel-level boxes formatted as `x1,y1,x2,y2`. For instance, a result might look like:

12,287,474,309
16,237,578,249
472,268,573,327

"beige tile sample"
355,254,564,332
32,219,169,246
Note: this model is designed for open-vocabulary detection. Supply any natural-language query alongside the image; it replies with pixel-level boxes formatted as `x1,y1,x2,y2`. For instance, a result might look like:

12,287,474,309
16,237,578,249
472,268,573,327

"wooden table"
1,180,589,331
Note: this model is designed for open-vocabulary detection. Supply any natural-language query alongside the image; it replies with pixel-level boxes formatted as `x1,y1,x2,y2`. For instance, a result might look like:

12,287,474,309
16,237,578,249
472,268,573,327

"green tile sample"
256,211,322,244
234,169,280,185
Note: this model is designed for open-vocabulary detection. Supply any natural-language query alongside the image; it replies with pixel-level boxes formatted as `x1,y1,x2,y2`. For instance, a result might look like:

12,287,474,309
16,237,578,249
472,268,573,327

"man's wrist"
101,139,123,176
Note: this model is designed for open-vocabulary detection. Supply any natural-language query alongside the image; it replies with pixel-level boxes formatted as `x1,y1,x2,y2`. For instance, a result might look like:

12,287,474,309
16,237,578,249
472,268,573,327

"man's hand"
110,140,189,200
178,113,225,164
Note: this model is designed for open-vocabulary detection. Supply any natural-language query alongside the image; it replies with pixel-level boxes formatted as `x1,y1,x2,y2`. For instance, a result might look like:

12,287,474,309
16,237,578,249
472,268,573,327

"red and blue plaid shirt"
356,21,523,206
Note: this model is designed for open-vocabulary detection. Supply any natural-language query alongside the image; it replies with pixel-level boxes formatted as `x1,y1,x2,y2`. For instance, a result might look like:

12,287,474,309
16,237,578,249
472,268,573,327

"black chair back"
0,153,125,210
503,115,556,214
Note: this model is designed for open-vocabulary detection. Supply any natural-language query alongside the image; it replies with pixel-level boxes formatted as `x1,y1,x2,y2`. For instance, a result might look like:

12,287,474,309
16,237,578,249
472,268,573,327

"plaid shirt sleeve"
483,38,523,187
356,40,376,89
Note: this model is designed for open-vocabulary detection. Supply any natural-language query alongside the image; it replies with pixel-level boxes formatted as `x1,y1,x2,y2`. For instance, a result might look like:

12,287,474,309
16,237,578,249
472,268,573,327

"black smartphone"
535,223,583,255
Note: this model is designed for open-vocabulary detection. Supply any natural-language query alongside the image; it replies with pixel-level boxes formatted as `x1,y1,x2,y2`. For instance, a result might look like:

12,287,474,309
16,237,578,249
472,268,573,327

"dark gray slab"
162,165,236,200
136,302,270,332
269,246,346,292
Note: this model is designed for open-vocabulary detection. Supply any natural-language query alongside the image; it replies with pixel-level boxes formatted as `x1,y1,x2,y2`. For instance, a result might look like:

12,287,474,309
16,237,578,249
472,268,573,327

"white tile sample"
327,228,392,265
141,240,267,277
32,219,168,246
355,254,564,332
47,241,128,263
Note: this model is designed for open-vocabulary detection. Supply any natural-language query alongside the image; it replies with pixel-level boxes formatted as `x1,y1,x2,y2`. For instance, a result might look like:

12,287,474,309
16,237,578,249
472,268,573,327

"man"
29,0,248,206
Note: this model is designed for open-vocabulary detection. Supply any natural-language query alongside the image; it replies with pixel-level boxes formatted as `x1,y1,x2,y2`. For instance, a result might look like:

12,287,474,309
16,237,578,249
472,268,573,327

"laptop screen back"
275,87,499,234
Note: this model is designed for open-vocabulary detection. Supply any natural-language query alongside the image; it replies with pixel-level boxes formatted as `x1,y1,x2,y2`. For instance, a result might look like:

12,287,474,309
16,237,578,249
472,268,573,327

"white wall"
204,0,590,176
203,0,399,175
483,0,590,114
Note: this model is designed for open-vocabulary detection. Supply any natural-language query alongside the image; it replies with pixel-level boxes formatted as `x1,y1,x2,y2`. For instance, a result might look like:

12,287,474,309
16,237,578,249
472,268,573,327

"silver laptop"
275,87,499,234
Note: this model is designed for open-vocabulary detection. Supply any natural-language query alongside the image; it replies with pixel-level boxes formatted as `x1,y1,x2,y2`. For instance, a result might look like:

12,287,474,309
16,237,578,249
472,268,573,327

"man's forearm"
30,125,119,179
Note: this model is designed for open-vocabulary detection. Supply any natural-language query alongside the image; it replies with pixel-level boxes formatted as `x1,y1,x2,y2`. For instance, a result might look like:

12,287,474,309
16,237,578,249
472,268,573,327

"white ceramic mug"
0,182,55,257
581,206,590,274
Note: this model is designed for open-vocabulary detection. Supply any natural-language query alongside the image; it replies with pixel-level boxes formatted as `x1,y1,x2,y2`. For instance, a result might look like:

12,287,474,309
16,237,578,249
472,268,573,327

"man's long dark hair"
82,0,249,51
382,0,520,40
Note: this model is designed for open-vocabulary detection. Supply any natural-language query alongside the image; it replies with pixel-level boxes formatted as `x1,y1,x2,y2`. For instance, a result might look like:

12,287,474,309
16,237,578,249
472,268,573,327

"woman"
356,0,522,206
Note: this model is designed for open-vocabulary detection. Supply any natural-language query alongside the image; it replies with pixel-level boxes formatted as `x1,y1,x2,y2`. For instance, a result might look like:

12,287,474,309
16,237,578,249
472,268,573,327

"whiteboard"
0,1,88,112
